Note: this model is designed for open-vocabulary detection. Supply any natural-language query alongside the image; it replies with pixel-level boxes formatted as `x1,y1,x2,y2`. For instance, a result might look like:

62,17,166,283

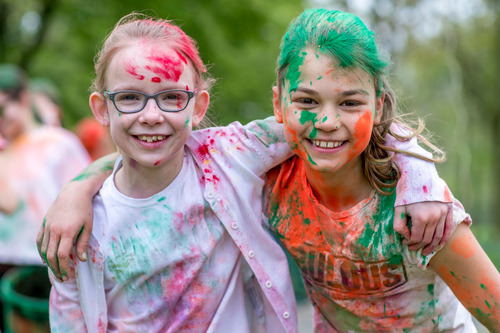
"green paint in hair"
277,8,387,96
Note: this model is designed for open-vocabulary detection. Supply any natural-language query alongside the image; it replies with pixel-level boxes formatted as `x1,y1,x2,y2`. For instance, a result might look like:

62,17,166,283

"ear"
191,90,210,127
272,86,284,124
89,92,110,127
373,93,384,125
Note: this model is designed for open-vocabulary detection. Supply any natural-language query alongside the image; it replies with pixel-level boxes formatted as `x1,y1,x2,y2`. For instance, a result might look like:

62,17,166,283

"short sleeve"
403,195,472,270
386,123,452,206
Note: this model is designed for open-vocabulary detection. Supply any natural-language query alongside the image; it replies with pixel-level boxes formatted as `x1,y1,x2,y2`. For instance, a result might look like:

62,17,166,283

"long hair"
276,8,444,195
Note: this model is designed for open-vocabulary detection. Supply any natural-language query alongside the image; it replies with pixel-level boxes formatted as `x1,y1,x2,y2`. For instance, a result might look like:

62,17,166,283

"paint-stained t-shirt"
93,156,240,332
0,126,91,265
50,118,299,333
266,156,477,333
49,118,453,333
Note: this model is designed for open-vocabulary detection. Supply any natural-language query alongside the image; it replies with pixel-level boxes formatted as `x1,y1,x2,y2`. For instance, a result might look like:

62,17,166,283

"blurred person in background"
0,63,91,330
29,77,63,127
74,117,115,161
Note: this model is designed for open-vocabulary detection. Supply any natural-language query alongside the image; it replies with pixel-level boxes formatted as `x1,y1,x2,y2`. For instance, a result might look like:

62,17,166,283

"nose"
315,105,340,132
139,98,164,125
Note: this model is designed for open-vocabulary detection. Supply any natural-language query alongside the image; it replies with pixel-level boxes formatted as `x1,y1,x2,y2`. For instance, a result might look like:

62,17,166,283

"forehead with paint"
276,8,386,98
106,39,196,91
282,49,378,101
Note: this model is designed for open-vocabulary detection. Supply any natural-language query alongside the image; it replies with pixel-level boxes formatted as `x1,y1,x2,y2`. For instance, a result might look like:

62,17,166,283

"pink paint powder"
176,51,188,64
146,54,185,82
125,62,145,80
151,77,162,83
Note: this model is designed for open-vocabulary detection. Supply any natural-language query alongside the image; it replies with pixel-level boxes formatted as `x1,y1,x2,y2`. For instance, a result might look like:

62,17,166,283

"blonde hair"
91,12,216,127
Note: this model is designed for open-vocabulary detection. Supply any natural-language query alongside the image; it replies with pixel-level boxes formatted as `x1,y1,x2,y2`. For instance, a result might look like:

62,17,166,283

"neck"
304,159,373,212
114,152,184,199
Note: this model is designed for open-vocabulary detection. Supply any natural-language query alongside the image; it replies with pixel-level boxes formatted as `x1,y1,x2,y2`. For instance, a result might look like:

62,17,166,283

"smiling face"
274,49,383,177
90,39,208,173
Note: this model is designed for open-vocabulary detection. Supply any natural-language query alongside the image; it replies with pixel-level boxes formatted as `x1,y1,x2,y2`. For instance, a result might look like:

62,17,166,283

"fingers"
75,225,91,262
422,208,446,255
439,204,454,246
57,237,75,281
36,220,46,264
403,208,426,248
46,232,63,282
394,206,410,240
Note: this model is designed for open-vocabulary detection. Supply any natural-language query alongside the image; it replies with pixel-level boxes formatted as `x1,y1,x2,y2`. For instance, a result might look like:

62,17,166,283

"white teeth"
311,140,342,148
138,135,165,142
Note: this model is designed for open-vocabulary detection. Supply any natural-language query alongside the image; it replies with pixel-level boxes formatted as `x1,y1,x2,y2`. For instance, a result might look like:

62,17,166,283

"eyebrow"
295,87,369,96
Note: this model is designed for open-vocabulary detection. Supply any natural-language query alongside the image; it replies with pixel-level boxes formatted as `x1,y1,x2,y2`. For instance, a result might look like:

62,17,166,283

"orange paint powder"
450,234,475,259
349,111,372,160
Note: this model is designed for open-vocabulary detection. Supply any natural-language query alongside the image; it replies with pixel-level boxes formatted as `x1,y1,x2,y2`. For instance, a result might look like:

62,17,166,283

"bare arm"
37,152,118,282
429,222,500,331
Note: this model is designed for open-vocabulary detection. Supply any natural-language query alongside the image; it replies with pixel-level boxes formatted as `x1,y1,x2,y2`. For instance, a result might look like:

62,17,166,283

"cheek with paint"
299,110,318,139
349,110,373,160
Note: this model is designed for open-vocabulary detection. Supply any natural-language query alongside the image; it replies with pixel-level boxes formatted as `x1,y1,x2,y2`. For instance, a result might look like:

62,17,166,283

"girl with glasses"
44,12,454,332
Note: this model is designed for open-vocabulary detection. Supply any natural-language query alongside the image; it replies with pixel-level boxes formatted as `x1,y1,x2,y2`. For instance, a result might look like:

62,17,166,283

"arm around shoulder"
37,152,118,282
429,222,500,331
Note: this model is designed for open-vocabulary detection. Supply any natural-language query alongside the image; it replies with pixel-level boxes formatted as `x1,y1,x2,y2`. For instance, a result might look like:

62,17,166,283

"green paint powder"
427,283,434,296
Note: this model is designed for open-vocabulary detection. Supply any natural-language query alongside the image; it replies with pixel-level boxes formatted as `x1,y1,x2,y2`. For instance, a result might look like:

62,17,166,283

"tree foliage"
0,0,305,127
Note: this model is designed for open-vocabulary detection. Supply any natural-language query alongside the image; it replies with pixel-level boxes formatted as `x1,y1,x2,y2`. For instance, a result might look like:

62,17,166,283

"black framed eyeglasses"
103,89,196,113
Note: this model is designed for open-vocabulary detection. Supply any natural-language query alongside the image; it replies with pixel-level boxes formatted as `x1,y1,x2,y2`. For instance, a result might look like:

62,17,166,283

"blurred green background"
1,0,498,267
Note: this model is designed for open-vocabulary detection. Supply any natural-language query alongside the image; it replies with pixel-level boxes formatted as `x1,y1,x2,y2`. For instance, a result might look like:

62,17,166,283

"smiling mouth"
310,139,344,149
137,135,166,143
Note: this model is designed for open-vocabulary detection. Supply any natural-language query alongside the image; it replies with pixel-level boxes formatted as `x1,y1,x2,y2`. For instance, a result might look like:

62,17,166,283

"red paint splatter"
176,51,188,64
125,62,145,80
154,160,161,166
185,85,189,90
146,54,185,82
151,77,161,83
422,185,428,194
196,143,210,159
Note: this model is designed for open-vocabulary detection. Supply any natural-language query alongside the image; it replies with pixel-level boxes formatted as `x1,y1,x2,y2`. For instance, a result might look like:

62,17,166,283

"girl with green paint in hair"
266,8,500,332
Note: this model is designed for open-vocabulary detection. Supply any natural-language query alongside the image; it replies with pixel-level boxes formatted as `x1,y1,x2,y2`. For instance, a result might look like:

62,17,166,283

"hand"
394,201,453,255
36,183,94,282
37,152,117,281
